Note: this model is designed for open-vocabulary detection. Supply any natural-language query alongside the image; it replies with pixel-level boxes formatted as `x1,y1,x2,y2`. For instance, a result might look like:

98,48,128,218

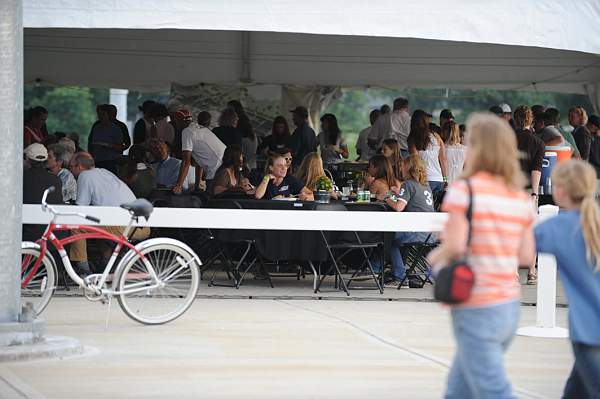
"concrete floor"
1,296,572,399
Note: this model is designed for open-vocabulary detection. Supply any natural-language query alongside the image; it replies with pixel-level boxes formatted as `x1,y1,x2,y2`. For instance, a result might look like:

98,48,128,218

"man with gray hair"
47,143,77,203
68,152,149,275
368,97,410,157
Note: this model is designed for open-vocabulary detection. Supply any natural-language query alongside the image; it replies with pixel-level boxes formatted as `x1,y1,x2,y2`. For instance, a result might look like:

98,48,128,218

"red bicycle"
21,187,201,325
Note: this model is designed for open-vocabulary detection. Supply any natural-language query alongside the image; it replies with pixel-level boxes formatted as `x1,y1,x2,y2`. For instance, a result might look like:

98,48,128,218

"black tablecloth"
210,198,389,262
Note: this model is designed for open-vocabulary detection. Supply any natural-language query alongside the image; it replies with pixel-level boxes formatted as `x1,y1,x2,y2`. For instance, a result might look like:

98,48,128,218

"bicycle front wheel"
117,242,200,325
21,246,57,315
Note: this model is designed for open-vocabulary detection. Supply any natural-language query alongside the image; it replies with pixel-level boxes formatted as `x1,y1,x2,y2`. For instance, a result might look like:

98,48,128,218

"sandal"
527,272,537,285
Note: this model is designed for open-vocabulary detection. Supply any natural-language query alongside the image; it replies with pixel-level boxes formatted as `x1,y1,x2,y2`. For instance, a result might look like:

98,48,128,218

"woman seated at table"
363,154,401,201
210,145,255,198
382,138,403,182
294,152,337,199
255,154,312,200
384,155,435,287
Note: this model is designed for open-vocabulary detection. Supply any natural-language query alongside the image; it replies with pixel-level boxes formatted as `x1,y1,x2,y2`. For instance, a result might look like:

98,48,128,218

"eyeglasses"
284,157,292,161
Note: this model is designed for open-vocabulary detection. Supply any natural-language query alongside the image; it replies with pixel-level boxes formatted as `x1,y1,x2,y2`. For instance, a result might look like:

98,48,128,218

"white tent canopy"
23,0,600,94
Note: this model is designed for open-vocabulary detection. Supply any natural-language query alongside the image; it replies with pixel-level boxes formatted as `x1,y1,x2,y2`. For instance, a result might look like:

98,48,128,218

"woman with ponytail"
535,159,600,398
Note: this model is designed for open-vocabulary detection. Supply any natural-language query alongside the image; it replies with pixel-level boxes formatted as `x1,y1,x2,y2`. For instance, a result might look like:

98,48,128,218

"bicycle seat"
120,199,154,219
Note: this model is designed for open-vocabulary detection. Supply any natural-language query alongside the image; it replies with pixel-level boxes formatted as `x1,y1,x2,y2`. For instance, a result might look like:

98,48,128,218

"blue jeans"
429,180,445,194
445,301,520,399
390,231,429,281
369,232,429,280
563,342,600,398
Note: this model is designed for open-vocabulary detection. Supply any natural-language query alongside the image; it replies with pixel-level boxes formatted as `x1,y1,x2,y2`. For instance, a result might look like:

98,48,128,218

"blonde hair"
294,152,325,191
569,106,589,125
462,113,525,190
513,105,533,130
552,160,600,271
442,121,461,145
402,155,428,185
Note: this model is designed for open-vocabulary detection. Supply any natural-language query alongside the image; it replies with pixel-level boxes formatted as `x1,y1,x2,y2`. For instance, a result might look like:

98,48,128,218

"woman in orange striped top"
428,112,536,399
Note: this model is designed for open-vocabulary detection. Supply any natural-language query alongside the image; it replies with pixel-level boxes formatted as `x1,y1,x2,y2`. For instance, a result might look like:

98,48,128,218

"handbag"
433,179,475,304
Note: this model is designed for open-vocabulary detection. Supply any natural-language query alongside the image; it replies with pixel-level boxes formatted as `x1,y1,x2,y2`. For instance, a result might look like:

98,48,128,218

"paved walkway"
2,297,571,399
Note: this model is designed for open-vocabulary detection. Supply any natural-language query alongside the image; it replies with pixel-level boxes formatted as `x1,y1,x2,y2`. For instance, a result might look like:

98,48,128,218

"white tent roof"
23,0,600,93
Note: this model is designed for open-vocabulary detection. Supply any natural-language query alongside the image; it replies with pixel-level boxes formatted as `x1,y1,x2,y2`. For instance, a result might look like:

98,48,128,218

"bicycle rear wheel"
21,246,57,315
116,242,200,325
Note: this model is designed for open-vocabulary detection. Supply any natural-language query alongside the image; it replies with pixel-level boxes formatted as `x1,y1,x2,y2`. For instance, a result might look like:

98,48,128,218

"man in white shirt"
68,152,149,275
368,97,410,156
173,109,226,194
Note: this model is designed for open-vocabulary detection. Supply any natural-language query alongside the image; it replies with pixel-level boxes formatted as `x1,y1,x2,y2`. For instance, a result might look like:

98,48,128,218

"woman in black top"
258,116,293,156
213,108,243,148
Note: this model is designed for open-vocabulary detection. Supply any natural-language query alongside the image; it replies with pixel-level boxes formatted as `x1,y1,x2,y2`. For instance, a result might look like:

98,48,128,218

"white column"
0,0,23,322
517,205,569,338
109,88,130,137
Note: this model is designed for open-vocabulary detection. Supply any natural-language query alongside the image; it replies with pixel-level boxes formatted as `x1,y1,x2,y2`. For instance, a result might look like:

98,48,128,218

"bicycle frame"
22,218,148,294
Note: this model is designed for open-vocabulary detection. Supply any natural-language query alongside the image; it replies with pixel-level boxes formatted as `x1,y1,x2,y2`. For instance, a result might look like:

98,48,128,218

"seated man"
23,143,63,241
254,154,311,200
149,138,195,189
68,152,150,275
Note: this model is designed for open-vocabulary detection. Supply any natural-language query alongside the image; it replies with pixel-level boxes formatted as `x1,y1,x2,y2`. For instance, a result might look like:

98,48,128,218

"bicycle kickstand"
104,295,113,330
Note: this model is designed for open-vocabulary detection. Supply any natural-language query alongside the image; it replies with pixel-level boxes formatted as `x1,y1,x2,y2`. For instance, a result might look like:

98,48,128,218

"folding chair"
398,233,438,289
315,202,386,295
205,199,273,289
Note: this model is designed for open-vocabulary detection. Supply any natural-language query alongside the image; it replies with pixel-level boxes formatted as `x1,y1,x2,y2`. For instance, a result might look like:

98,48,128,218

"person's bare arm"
298,186,314,201
173,151,192,194
518,224,536,266
531,170,541,196
436,135,449,183
427,211,469,269
385,197,406,212
255,174,274,199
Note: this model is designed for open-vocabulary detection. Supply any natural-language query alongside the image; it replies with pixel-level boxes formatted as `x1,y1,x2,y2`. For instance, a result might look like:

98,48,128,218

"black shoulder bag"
433,179,475,304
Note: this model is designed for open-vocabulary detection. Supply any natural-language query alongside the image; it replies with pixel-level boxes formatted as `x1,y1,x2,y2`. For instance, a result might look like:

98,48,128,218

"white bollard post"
517,205,569,338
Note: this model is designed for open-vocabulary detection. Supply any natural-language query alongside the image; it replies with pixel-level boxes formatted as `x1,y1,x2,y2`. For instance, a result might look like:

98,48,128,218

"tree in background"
24,86,107,150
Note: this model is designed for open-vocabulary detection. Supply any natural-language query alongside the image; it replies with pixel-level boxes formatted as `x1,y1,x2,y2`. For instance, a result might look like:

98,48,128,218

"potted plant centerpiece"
314,176,333,204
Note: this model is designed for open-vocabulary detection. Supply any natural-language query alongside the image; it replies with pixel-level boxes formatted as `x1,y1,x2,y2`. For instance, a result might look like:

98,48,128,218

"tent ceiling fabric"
23,0,600,55
23,0,600,93
25,28,600,93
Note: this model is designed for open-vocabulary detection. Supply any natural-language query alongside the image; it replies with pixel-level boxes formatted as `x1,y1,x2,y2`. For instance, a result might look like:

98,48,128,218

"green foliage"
315,176,333,192
25,86,106,150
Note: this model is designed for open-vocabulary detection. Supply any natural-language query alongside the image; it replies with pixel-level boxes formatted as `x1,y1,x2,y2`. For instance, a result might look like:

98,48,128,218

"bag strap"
465,179,474,247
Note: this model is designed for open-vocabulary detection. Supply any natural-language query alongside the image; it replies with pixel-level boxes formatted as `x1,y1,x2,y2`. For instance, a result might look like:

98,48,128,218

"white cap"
499,103,511,114
24,143,48,161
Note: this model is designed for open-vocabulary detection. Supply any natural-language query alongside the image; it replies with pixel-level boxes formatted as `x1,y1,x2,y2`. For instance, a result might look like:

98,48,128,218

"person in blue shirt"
535,160,600,399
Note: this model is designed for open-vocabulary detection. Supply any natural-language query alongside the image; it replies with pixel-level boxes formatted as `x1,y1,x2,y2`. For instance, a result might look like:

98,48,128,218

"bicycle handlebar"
85,215,101,224
40,186,101,224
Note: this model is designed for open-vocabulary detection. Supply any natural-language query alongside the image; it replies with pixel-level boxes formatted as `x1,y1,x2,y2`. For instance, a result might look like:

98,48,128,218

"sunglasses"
284,157,293,161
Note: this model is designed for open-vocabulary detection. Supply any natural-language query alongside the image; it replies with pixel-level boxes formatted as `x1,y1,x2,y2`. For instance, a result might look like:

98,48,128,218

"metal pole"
0,0,23,323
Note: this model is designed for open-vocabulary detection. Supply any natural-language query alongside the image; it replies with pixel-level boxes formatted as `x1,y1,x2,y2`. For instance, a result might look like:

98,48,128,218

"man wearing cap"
368,97,410,157
173,109,225,194
499,103,516,130
289,106,317,168
23,143,63,205
22,143,63,242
